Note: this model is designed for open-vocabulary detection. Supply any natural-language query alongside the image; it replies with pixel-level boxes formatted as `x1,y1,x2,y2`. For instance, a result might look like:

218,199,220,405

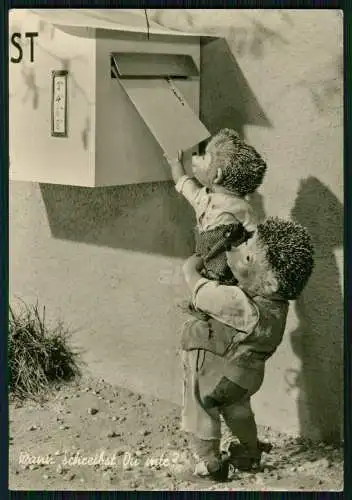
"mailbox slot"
111,52,199,79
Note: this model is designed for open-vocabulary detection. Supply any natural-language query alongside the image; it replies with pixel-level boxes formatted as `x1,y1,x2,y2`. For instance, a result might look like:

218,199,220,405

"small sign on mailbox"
51,70,68,137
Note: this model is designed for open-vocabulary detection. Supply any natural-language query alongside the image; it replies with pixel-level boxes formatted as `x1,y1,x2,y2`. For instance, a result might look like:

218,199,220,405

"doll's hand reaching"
164,150,183,167
164,150,185,183
176,149,183,164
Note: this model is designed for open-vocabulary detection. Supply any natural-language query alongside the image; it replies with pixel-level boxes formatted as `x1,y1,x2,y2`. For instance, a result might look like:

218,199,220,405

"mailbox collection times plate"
51,70,68,137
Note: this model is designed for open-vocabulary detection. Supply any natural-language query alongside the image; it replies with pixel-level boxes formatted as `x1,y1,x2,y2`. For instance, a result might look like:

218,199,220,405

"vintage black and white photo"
8,8,343,491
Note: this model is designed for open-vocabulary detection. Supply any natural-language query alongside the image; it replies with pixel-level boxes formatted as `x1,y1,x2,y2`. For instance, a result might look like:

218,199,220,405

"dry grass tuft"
9,301,81,401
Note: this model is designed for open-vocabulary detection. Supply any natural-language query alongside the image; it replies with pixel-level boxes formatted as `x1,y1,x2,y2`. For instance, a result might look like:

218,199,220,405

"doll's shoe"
191,436,230,481
194,456,230,481
227,440,272,471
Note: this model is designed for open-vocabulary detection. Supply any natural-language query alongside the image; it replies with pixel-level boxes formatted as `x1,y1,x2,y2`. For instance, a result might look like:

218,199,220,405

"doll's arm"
164,150,185,184
165,151,203,210
183,256,258,332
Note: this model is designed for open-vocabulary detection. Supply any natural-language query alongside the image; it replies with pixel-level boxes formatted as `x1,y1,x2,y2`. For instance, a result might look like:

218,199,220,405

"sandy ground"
9,374,343,492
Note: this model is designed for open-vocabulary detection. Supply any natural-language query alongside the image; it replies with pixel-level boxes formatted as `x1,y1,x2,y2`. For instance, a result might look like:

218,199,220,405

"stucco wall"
9,10,343,441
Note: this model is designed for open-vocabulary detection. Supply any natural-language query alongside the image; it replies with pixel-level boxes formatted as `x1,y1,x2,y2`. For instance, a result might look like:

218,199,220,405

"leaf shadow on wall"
226,17,289,60
287,177,343,442
200,37,273,139
39,181,196,258
21,67,40,110
297,54,343,117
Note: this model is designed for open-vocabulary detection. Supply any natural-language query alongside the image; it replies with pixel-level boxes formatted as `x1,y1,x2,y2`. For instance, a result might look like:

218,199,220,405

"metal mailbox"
9,9,213,187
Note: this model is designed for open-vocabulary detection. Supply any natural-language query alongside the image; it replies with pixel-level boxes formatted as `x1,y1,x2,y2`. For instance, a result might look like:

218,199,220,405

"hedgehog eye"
246,255,250,262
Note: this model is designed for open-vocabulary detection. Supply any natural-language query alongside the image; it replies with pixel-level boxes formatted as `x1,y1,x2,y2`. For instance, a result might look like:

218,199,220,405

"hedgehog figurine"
167,128,267,283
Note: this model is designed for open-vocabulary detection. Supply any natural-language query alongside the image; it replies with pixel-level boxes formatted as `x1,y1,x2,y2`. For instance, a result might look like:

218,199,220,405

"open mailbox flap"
120,78,210,158
116,78,210,158
111,51,210,157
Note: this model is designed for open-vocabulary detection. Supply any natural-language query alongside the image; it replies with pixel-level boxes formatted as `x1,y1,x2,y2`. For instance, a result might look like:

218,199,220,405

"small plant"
9,301,81,401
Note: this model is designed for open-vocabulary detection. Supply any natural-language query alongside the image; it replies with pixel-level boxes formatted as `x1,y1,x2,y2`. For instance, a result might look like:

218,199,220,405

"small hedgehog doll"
166,128,267,284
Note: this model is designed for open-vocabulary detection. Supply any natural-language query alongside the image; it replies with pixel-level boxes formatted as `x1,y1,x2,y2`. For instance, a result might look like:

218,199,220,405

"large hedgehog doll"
167,128,267,283
180,217,315,480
